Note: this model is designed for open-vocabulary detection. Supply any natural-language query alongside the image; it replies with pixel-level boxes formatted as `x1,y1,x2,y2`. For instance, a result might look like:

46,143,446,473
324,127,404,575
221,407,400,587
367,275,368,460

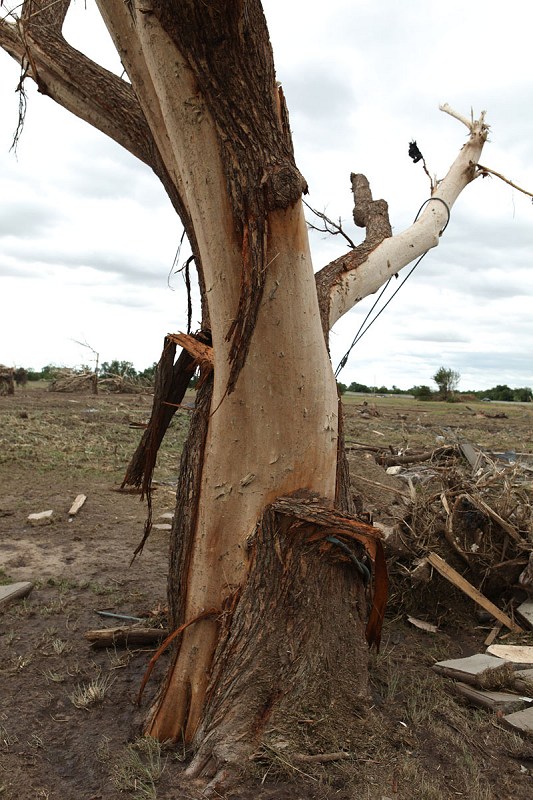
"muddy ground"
1,385,532,799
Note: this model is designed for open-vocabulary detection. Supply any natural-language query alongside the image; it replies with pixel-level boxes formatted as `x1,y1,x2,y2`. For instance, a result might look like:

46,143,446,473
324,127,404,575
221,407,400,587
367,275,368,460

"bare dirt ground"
1,385,532,799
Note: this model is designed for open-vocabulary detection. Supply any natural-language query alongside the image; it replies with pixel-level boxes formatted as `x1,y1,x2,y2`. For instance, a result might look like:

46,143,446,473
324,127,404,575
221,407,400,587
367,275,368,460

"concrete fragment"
516,600,533,630
502,707,533,738
433,654,513,689
158,512,174,520
27,510,53,526
0,581,33,609
152,523,172,531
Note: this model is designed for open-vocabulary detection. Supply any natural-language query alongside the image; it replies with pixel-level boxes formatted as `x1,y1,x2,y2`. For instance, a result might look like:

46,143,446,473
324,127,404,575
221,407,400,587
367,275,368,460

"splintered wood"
68,494,87,516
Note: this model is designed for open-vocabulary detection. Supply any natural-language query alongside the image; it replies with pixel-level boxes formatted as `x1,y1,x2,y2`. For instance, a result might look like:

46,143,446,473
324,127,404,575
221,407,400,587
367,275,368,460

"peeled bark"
0,0,491,786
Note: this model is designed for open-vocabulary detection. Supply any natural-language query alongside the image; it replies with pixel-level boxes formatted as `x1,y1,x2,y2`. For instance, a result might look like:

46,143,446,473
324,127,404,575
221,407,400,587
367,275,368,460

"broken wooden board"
68,494,86,516
27,510,53,526
454,682,532,714
427,552,523,633
433,654,513,689
502,707,533,738
84,626,169,648
516,600,533,630
407,616,438,633
487,645,533,667
0,581,33,610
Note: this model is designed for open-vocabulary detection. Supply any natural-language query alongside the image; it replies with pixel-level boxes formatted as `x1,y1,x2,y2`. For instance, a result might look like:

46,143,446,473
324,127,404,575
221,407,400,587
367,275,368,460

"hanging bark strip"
185,494,379,782
123,333,212,559
137,608,220,706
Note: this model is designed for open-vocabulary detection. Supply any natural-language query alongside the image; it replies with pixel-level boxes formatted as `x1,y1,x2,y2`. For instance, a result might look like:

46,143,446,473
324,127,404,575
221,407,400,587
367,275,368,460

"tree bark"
0,0,490,786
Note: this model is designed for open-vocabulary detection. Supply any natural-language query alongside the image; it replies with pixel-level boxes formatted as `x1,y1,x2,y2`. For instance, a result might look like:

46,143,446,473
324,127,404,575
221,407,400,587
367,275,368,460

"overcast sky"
1,0,532,390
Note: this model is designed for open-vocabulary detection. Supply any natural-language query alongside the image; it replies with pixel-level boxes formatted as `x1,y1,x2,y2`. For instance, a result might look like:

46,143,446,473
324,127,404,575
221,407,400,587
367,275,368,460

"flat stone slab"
158,512,174,520
433,654,512,688
152,523,172,531
28,510,53,526
503,707,533,738
0,581,33,609
516,600,533,630
454,682,532,714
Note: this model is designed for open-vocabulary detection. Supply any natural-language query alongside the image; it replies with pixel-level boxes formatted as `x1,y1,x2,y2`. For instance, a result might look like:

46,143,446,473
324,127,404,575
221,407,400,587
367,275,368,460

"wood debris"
0,581,33,610
453,682,532,714
85,626,169,649
68,494,86,517
486,645,533,666
427,553,522,633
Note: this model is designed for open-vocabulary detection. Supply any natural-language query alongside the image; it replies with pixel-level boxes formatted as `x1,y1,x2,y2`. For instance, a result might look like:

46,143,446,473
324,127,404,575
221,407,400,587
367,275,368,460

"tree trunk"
0,1,490,789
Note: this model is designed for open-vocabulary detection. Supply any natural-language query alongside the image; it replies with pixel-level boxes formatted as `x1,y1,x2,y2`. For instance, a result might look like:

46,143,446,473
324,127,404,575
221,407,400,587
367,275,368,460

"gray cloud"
0,202,65,239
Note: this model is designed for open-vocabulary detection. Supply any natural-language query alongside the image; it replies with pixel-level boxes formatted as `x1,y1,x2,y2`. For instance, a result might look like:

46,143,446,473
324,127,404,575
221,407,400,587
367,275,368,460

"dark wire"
334,197,451,377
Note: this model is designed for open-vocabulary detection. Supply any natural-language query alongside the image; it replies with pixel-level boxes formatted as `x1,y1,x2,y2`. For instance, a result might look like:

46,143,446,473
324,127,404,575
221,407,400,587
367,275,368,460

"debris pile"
48,370,151,394
352,434,533,627
0,364,15,395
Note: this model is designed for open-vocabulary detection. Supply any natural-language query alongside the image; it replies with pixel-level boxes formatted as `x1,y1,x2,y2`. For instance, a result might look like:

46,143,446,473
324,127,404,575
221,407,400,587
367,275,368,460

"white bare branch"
327,107,489,328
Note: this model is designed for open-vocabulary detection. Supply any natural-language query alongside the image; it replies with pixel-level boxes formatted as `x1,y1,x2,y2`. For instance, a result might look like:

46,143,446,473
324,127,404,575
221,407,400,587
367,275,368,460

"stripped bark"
1,0,492,782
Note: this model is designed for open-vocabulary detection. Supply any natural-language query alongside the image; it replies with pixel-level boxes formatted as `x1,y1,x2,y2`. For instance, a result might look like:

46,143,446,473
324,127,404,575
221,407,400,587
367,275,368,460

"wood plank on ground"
68,494,87,516
454,682,532,714
0,581,33,610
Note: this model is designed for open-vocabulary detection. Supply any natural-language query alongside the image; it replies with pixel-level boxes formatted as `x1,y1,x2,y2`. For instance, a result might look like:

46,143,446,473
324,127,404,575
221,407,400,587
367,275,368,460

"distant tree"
348,381,372,393
486,384,513,402
40,364,62,381
138,362,158,383
433,367,460,400
411,385,432,400
336,381,347,395
514,387,532,402
13,367,28,386
100,360,137,378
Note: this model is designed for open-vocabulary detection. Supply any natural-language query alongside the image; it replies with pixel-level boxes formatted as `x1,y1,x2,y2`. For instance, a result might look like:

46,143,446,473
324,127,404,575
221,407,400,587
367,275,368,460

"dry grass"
69,673,115,709
111,737,166,800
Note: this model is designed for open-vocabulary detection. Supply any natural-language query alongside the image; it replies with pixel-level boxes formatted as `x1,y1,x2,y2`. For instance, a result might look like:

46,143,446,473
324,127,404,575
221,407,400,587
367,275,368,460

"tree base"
165,493,384,790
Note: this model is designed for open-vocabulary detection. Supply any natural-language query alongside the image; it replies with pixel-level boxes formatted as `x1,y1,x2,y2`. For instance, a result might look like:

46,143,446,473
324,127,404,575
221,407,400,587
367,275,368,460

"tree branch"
0,1,205,322
317,107,489,330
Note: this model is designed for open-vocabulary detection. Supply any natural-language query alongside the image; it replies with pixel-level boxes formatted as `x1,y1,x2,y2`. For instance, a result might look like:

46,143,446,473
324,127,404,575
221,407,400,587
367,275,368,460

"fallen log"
84,626,169,649
378,445,456,467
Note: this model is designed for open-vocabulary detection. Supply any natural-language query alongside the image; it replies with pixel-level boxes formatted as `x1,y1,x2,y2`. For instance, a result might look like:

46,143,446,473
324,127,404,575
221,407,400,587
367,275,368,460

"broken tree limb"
378,445,456,467
320,107,489,329
427,552,523,633
85,626,169,649
463,492,529,548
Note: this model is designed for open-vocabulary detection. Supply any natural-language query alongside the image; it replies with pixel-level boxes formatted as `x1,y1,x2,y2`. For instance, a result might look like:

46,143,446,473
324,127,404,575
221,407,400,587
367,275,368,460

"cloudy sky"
1,0,532,390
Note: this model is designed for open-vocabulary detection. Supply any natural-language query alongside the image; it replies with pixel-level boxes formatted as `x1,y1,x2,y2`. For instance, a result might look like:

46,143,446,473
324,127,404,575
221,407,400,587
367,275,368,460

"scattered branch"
303,200,356,249
475,163,533,200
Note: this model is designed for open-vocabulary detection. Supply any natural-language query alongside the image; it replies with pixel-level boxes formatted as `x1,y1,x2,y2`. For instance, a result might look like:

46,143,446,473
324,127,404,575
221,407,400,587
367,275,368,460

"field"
1,384,532,799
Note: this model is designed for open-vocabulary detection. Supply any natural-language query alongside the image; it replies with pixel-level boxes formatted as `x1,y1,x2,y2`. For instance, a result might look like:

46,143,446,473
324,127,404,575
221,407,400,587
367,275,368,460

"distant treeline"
17,360,200,387
337,381,532,402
